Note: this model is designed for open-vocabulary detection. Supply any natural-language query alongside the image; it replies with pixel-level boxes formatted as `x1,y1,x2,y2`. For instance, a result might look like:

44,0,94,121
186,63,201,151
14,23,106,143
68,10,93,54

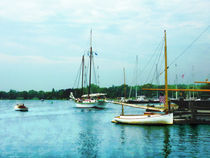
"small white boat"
112,113,173,125
14,104,28,111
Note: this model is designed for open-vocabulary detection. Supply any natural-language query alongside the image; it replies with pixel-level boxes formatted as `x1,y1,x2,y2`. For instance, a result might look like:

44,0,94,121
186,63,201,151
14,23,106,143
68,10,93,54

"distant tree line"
0,84,209,100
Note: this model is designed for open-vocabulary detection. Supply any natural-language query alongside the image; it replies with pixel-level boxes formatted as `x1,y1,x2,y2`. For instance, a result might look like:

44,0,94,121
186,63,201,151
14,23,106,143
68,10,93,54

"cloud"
0,53,81,64
0,0,209,90
0,0,208,27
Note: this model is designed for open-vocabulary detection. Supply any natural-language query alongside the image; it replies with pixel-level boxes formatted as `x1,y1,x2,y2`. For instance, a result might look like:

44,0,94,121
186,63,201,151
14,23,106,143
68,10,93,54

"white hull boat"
75,99,106,108
112,113,173,125
75,103,96,108
75,102,96,108
112,30,174,125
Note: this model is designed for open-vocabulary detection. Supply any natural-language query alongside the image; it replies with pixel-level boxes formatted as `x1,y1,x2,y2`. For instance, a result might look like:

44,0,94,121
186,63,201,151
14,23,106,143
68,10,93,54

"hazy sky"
0,0,209,91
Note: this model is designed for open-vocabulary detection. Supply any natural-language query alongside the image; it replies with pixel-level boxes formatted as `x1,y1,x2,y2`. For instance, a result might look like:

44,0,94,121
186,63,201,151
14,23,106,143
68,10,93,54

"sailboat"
126,56,160,104
112,30,173,125
71,30,107,108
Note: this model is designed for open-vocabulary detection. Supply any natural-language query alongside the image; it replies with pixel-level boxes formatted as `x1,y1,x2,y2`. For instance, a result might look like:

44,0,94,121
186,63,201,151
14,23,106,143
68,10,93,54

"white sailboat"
112,30,173,125
75,93,107,108
71,30,107,108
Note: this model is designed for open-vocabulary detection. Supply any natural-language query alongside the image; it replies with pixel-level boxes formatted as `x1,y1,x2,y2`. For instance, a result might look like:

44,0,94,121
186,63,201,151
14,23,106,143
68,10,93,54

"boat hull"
75,100,107,108
113,113,173,125
14,106,28,112
75,102,96,108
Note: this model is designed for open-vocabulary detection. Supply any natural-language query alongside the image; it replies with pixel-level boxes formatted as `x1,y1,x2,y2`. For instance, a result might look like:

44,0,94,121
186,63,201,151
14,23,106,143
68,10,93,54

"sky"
0,0,209,91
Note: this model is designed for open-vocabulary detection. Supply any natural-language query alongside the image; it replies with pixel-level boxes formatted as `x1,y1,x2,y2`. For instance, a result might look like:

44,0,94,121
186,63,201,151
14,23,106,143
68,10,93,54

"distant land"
0,84,209,100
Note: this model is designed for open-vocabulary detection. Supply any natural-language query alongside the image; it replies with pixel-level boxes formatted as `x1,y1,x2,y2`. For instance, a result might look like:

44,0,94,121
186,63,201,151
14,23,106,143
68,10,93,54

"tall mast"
135,55,138,98
81,55,84,95
164,30,169,111
88,29,92,96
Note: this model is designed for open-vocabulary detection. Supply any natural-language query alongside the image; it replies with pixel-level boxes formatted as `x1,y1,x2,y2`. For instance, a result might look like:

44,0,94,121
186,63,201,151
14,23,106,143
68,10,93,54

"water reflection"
188,125,199,156
162,126,171,158
120,125,126,144
0,101,209,157
76,108,100,158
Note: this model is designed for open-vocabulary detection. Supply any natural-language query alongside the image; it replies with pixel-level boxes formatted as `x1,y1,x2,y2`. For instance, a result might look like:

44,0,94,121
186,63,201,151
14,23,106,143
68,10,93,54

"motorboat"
14,104,28,111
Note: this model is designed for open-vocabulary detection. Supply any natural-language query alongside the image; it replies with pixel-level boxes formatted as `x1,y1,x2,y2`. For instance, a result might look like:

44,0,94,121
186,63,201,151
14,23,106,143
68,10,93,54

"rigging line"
129,86,132,98
140,39,163,78
77,66,82,89
158,26,210,77
73,61,82,89
128,56,138,98
170,25,210,67
130,58,139,98
144,38,164,84
76,61,82,89
156,37,165,68
129,56,139,97
92,57,98,86
154,46,165,83
86,56,90,88
84,65,87,88
150,38,165,84
142,39,163,85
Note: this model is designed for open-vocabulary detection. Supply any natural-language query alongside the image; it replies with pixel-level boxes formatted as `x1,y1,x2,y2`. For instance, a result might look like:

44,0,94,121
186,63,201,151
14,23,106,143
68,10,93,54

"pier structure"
142,84,210,124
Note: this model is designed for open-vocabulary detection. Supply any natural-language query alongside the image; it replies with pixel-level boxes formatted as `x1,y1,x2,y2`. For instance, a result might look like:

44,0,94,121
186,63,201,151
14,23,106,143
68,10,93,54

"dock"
173,102,210,124
113,101,165,112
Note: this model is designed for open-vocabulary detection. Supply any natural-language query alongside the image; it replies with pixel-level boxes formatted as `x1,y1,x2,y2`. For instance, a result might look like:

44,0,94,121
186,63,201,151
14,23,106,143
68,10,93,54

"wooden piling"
121,104,124,116
173,101,210,124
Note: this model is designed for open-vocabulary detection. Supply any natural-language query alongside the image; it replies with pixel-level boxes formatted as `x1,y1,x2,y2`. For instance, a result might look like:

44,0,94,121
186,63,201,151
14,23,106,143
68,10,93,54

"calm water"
0,100,209,158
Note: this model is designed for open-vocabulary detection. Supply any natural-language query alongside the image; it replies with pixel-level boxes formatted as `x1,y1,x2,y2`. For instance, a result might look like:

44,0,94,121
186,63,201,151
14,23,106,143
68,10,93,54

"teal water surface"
0,100,209,158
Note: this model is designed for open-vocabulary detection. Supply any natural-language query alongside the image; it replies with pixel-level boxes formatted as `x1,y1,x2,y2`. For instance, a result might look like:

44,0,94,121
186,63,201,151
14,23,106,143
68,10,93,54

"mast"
156,64,159,99
81,55,84,95
88,29,93,96
192,65,195,99
164,30,169,111
123,68,126,99
97,66,99,86
135,55,138,98
175,64,178,99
